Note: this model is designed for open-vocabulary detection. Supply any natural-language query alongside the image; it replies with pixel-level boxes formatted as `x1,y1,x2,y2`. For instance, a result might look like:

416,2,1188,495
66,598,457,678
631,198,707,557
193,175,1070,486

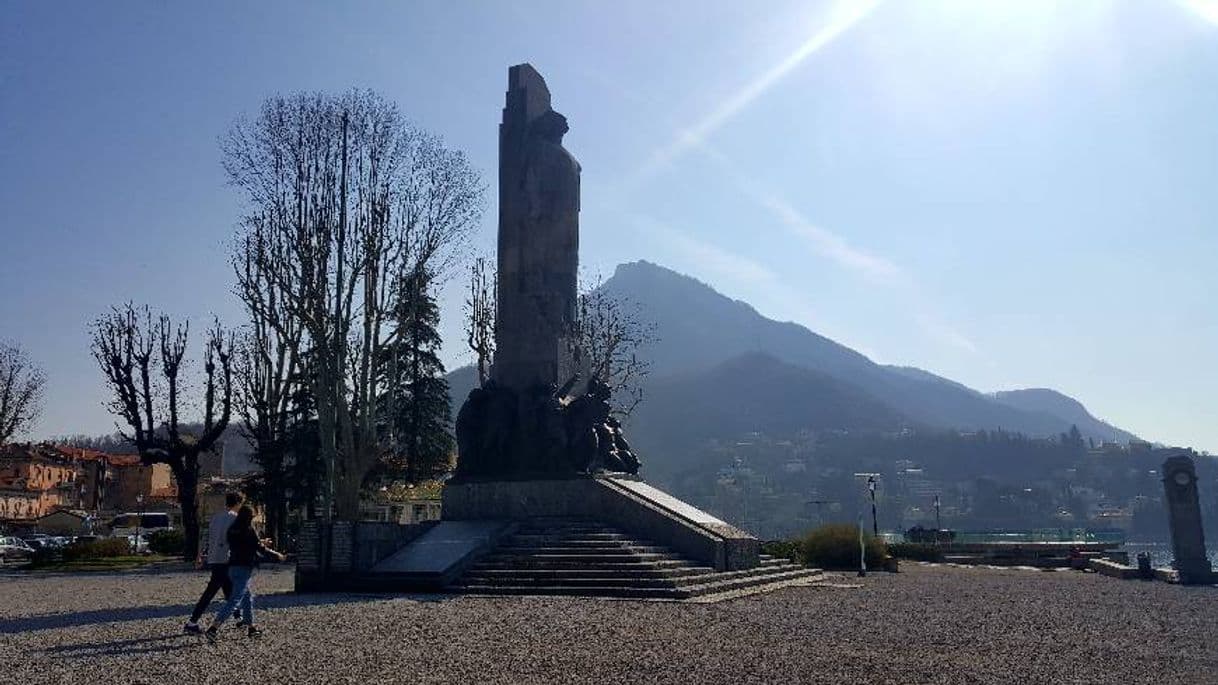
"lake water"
1122,542,1218,568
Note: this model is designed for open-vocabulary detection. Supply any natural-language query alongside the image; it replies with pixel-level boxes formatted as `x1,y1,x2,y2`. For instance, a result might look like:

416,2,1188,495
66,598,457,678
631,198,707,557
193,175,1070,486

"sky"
2,0,1216,452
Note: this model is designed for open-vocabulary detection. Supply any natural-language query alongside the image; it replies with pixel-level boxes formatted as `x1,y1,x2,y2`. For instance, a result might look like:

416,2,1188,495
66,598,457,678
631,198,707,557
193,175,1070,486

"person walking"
184,492,243,634
205,505,286,642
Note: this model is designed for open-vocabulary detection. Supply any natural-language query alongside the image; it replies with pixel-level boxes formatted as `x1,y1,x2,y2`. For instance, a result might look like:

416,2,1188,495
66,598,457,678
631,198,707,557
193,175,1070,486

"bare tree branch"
0,341,46,445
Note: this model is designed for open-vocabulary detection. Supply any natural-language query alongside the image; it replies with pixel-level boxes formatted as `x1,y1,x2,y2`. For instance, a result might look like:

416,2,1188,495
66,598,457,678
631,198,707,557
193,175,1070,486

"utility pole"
934,494,942,532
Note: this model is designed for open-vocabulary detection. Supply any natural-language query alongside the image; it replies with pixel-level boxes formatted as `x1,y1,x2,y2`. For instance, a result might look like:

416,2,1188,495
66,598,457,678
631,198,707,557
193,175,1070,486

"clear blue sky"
2,1,1216,452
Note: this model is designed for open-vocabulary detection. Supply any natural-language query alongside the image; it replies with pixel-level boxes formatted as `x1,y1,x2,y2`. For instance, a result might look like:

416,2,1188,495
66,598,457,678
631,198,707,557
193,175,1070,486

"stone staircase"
449,518,821,599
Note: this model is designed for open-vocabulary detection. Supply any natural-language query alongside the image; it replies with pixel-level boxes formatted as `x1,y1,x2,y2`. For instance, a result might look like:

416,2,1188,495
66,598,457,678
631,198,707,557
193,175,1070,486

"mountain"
991,388,1136,443
632,352,909,447
444,260,1136,451
599,260,1132,443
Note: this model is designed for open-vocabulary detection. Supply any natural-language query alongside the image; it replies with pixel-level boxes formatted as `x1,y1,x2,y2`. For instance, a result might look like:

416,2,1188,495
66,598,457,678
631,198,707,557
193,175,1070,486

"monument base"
442,475,759,571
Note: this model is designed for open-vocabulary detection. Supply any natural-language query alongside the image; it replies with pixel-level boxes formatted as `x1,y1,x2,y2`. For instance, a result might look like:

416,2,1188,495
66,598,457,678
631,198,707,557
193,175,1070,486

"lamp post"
857,512,867,578
867,476,879,538
933,494,942,532
135,493,144,554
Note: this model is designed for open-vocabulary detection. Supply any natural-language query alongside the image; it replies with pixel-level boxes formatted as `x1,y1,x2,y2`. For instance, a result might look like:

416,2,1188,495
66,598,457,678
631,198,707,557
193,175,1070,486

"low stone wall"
295,519,437,592
1087,558,1140,580
442,477,759,571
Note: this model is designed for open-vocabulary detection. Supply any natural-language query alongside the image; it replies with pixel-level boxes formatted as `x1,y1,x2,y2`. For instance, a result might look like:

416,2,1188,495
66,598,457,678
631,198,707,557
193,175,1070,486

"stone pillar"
1161,454,1213,584
493,63,580,393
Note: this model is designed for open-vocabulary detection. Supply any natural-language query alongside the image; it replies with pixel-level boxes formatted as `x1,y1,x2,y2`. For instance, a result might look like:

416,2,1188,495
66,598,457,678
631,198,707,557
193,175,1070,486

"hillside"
992,388,1136,443
600,261,1131,443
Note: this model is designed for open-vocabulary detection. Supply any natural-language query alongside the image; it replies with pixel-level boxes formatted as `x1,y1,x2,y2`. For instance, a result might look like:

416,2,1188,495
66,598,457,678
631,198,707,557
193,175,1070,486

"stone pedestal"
1161,455,1213,585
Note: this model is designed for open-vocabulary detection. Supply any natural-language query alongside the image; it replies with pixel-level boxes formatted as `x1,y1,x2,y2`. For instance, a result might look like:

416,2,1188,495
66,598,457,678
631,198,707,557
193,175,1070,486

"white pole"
858,512,867,577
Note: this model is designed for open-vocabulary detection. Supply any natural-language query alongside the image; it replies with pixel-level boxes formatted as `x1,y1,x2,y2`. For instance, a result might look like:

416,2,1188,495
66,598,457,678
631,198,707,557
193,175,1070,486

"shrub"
147,529,184,556
761,540,800,563
798,523,888,571
62,538,131,561
889,542,944,563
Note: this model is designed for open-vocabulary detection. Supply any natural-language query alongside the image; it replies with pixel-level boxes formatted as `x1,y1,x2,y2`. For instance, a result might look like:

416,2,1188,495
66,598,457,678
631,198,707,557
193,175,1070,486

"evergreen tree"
377,271,454,483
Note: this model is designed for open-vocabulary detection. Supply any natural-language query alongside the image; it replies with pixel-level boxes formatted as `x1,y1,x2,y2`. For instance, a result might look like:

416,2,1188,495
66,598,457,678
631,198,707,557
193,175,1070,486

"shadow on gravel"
1,591,455,634
40,633,198,658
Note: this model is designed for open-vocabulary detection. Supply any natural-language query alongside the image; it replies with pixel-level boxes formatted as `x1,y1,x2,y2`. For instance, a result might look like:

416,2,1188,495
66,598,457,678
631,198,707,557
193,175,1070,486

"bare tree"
90,303,233,560
222,90,483,519
575,280,657,416
463,256,496,387
231,220,305,545
0,342,46,446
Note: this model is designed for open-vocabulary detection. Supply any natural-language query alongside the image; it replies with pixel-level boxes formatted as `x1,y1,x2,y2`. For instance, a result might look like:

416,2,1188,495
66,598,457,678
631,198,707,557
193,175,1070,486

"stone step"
677,567,823,599
462,561,812,589
478,551,684,565
460,566,716,580
492,545,671,555
459,574,692,589
503,535,636,545
449,583,689,599
452,568,823,599
468,558,695,572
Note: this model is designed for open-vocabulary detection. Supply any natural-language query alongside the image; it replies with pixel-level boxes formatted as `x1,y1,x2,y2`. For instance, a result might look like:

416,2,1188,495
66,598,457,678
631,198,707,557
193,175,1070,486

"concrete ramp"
366,520,512,589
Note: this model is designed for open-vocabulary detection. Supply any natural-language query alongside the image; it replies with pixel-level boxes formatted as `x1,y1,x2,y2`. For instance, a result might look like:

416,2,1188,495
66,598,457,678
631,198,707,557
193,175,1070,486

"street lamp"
135,493,144,554
867,476,879,538
933,494,942,532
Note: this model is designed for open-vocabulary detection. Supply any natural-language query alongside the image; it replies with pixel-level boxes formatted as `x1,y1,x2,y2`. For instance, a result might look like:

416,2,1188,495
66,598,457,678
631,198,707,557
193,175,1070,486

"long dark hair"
233,505,255,531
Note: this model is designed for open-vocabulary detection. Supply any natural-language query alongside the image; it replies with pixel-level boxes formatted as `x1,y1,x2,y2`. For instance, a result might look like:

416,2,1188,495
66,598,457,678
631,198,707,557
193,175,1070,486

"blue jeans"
213,565,255,627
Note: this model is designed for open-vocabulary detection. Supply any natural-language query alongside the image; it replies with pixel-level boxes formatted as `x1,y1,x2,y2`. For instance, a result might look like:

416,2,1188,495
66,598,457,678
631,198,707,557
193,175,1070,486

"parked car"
72,535,105,545
0,536,35,562
124,534,151,555
108,512,173,539
20,533,61,551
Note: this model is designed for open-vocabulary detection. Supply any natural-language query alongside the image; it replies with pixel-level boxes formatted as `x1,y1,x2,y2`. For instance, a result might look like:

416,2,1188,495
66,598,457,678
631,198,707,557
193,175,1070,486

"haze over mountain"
587,261,1135,445
447,260,1138,467
448,261,1137,455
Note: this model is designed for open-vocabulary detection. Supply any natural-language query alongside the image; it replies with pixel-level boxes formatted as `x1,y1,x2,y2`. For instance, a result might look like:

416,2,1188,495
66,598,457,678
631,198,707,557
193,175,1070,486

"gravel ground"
1,564,1215,684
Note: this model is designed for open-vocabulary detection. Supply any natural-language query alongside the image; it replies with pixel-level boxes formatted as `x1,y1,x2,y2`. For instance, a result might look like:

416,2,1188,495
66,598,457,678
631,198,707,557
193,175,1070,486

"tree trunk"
334,467,362,520
177,467,201,562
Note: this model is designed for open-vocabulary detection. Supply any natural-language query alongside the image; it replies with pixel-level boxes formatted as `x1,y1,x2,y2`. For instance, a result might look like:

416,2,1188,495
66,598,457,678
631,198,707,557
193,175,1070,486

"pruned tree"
89,304,233,561
0,341,46,446
222,90,483,520
463,256,496,387
575,280,657,416
231,217,305,546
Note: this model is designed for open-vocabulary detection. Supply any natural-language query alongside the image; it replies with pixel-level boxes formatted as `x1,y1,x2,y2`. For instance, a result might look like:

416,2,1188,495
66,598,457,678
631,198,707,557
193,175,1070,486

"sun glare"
1178,0,1218,26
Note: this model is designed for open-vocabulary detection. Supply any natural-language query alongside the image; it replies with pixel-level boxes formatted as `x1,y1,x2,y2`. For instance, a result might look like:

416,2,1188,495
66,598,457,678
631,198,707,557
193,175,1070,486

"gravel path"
1,564,1214,684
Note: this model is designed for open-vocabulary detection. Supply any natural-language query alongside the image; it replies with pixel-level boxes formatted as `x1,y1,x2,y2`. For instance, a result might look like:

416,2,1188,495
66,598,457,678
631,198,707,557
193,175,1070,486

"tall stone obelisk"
454,64,639,480
1161,455,1213,584
492,64,580,393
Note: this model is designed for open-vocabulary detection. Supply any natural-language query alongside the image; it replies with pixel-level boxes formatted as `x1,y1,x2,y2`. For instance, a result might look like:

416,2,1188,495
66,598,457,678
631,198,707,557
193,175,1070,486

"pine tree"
377,271,454,483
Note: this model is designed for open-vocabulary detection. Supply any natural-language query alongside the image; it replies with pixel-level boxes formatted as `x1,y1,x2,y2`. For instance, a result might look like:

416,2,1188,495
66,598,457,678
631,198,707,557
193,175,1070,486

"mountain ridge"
599,260,1134,443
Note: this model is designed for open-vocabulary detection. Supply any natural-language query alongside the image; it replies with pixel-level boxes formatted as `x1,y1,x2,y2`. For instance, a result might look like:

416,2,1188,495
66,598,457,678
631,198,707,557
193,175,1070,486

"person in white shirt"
184,492,243,634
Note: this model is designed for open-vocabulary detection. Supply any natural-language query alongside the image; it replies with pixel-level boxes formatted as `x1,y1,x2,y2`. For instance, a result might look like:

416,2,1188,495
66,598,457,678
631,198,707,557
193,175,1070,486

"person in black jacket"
204,505,285,642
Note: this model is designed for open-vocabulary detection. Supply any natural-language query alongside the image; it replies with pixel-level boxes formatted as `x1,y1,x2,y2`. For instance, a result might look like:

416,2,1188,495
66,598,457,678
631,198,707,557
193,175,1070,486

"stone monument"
335,65,776,593
454,64,641,480
1161,454,1213,584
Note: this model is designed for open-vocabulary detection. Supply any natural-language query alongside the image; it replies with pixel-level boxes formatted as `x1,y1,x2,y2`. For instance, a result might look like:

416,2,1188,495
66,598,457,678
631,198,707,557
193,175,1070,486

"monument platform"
442,476,759,571
337,476,822,598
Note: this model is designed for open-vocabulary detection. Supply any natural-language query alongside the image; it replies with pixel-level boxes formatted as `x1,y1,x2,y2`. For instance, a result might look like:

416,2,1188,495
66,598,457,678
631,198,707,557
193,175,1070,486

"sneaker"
205,626,219,644
183,622,203,635
246,626,262,639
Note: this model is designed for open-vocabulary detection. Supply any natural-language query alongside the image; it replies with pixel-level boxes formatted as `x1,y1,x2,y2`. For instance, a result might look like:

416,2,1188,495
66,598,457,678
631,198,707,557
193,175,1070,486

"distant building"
35,509,89,535
0,443,173,525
